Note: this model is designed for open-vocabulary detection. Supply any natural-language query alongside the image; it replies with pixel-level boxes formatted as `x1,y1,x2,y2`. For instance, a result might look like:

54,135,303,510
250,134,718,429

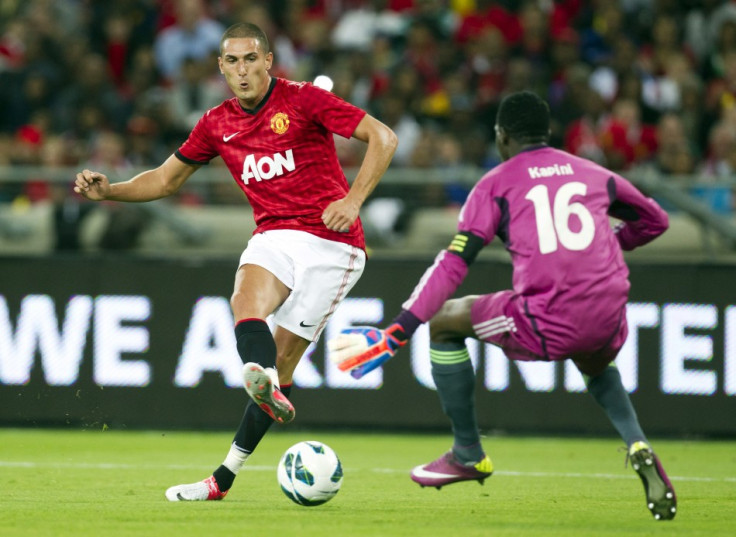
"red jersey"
176,78,367,248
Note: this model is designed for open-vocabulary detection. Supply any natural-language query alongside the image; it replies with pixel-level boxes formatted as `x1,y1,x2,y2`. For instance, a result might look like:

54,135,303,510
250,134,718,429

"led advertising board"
0,256,734,436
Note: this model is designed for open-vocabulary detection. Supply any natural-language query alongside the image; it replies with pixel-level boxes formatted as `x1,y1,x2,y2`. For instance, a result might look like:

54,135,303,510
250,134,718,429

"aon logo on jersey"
241,150,295,185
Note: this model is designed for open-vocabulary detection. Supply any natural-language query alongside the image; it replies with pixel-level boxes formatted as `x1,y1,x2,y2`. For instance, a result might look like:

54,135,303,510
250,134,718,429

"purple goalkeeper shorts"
470,290,628,377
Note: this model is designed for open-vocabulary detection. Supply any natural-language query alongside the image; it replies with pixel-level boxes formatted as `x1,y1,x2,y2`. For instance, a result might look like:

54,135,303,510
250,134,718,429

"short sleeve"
297,83,366,139
176,110,218,164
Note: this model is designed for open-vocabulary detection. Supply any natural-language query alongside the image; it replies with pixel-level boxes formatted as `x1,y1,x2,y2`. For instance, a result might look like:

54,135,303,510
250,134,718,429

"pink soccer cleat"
628,442,677,520
410,450,493,489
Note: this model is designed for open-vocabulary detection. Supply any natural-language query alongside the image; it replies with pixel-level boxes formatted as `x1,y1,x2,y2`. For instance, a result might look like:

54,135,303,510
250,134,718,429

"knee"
230,289,243,313
428,319,446,343
429,298,475,345
429,318,462,345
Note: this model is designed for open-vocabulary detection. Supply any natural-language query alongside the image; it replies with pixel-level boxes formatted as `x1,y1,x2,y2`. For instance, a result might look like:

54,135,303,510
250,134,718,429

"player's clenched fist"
74,169,110,201
321,197,360,233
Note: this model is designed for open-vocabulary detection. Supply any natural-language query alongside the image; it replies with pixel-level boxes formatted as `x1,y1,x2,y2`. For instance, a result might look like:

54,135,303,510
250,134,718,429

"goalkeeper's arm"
328,230,485,378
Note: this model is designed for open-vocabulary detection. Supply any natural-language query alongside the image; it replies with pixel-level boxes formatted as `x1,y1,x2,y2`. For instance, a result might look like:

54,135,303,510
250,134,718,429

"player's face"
219,37,273,109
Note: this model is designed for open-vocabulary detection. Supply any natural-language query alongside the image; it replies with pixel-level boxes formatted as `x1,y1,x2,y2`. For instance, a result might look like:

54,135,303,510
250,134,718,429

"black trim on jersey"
523,299,550,361
607,176,640,221
446,231,484,266
240,77,278,115
494,196,511,246
175,150,209,166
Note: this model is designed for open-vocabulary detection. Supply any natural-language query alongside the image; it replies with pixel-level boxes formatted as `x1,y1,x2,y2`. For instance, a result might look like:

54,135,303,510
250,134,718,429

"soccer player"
74,22,397,501
329,91,677,520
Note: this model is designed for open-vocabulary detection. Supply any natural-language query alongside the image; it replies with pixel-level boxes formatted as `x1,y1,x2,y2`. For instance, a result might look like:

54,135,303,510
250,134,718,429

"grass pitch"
0,429,734,537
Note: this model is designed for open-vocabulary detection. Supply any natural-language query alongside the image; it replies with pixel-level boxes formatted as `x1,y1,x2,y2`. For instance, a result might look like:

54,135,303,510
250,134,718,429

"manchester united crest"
270,112,290,134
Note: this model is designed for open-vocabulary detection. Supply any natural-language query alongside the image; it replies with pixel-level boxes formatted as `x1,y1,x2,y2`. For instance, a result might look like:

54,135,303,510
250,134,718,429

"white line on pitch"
0,460,733,483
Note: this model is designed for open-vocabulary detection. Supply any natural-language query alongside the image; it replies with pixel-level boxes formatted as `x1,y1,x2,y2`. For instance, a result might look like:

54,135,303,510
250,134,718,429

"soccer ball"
277,440,343,506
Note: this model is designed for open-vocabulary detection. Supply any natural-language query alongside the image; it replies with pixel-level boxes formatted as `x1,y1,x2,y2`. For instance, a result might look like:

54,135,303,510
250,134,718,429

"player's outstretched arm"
321,114,397,232
328,237,479,379
328,324,408,379
74,154,200,203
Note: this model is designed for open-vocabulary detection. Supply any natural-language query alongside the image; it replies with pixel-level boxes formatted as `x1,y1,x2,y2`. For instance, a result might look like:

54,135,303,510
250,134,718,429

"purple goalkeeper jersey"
402,146,669,358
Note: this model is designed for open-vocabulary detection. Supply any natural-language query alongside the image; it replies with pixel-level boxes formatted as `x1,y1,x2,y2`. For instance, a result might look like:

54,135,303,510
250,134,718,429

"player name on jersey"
527,162,574,179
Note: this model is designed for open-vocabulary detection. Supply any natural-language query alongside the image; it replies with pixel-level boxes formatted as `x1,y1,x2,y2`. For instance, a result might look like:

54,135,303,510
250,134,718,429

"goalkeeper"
329,91,677,521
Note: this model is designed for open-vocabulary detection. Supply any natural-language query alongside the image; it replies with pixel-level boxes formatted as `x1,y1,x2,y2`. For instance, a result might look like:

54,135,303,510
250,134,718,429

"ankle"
265,366,280,389
223,443,250,475
452,442,485,465
628,440,651,455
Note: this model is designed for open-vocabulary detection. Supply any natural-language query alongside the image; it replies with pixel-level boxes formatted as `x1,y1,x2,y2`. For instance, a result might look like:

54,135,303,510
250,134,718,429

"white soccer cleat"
265,366,280,390
242,363,295,423
165,475,227,501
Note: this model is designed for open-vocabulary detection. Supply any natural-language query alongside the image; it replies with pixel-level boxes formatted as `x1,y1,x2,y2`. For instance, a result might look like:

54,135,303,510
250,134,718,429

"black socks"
212,320,288,493
235,384,293,453
213,384,294,492
234,319,276,368
213,464,236,492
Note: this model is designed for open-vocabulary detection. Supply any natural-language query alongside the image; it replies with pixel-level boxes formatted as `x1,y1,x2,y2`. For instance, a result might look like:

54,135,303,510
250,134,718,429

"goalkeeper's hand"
327,324,408,379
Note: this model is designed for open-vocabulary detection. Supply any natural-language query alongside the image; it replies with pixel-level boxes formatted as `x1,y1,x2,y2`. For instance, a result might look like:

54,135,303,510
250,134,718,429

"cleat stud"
671,507,676,512
666,492,673,499
633,464,640,470
648,503,654,509
654,514,661,520
646,459,653,465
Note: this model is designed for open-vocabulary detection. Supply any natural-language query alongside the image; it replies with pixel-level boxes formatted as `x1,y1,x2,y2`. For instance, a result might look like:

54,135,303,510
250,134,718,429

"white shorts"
238,230,366,342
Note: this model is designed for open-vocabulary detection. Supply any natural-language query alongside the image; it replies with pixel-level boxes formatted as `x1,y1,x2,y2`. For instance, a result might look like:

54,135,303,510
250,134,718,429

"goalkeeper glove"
327,323,408,379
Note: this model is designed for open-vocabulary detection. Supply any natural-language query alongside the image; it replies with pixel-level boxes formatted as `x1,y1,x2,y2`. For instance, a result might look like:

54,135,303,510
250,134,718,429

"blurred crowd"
2,0,736,216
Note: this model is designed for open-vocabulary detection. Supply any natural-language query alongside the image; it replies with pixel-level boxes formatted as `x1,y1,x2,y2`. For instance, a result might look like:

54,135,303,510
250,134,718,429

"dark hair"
496,91,550,144
220,22,270,54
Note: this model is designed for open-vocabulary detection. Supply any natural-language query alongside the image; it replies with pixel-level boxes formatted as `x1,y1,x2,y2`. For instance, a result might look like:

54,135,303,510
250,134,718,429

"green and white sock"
430,342,484,464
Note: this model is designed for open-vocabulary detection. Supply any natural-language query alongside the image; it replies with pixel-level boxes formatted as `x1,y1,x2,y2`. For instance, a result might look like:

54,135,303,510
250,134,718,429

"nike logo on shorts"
299,321,316,328
223,132,240,142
